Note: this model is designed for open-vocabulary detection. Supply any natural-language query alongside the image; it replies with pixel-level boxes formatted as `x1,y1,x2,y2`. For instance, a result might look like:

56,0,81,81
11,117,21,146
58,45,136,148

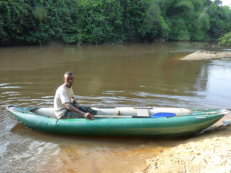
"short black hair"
64,71,73,77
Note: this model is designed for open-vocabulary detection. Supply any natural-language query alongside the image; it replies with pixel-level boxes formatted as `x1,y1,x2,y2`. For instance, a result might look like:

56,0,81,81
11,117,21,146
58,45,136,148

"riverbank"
139,114,231,173
181,51,231,60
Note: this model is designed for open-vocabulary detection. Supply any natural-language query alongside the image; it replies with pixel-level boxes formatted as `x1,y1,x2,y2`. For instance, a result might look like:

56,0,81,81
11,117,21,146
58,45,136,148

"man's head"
64,71,74,88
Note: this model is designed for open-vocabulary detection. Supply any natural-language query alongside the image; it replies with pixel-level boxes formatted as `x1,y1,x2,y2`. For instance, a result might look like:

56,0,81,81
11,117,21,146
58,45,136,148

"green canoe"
6,106,229,137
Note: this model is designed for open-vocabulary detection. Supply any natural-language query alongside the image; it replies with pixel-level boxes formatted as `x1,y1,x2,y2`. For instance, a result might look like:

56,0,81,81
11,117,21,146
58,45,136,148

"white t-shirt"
54,84,74,118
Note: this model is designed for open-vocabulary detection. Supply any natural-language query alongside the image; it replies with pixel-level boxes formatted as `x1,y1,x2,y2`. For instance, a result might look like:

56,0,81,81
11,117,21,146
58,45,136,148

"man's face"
64,75,74,88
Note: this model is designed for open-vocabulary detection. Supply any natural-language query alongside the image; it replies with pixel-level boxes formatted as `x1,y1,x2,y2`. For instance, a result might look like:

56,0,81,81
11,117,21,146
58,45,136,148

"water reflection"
205,59,231,107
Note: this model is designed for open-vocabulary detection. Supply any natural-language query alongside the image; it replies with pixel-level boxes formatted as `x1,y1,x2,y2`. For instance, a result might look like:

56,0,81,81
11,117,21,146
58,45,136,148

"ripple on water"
0,128,59,173
2,91,21,97
0,83,9,87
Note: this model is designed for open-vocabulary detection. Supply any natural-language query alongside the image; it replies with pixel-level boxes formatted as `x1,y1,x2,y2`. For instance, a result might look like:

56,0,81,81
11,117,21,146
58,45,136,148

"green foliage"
0,0,231,45
218,32,231,47
141,0,169,40
75,0,124,44
207,4,231,39
160,0,212,41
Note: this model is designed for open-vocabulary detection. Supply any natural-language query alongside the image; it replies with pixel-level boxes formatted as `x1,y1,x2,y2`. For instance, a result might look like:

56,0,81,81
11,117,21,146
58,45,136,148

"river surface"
0,42,231,173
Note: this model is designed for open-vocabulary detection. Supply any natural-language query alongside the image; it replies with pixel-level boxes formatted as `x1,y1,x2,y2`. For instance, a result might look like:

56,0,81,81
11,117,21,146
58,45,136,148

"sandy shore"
138,114,231,173
181,51,231,60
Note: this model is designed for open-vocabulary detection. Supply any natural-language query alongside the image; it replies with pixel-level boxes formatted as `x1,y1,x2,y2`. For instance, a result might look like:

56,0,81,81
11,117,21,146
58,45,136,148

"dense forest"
0,0,231,46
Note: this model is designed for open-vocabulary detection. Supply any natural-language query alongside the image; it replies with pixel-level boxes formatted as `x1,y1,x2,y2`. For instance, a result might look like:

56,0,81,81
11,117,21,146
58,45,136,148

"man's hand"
83,112,94,120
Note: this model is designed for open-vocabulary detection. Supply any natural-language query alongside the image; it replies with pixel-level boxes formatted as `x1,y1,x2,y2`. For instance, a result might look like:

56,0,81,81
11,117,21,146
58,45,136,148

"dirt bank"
181,51,231,60
138,114,231,173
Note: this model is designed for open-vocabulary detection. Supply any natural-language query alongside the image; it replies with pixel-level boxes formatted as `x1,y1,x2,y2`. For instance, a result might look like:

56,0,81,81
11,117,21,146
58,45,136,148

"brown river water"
0,42,231,173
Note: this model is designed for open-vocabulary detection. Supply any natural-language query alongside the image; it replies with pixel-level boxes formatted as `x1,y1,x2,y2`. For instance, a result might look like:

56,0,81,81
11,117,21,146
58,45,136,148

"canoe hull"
7,106,226,137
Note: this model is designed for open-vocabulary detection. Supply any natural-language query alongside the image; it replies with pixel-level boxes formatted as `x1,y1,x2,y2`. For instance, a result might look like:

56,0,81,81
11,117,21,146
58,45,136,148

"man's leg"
62,110,82,119
61,104,97,119
79,106,97,115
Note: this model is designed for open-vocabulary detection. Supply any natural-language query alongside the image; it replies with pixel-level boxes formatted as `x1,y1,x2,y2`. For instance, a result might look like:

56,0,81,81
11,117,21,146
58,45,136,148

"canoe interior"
31,107,193,119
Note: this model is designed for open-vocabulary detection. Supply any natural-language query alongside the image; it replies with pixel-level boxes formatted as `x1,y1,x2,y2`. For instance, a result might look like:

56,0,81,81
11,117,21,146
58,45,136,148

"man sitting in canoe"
54,71,96,120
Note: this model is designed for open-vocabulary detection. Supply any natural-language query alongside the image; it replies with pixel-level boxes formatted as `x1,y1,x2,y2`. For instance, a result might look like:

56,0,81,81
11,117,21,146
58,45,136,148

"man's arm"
71,97,79,108
64,103,94,120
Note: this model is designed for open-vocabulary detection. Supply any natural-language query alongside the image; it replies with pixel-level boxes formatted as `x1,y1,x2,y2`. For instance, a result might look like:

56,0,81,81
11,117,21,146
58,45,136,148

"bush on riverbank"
218,32,231,47
1,0,231,45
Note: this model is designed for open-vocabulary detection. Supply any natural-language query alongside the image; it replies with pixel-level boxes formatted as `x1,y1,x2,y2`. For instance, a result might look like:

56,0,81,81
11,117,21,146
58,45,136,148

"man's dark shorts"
61,105,97,119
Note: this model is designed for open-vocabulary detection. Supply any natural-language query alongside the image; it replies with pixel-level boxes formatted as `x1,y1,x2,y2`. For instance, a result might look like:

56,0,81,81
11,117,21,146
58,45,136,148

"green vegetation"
218,32,231,47
0,0,231,45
